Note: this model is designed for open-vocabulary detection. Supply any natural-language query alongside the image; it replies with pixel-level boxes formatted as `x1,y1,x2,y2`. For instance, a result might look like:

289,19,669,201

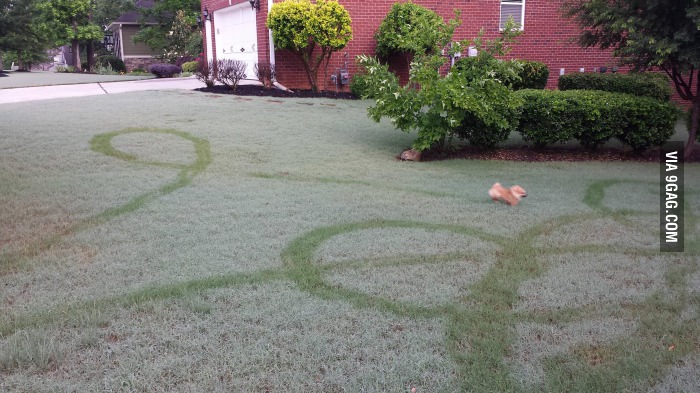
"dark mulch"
419,144,700,163
199,83,699,163
196,84,356,99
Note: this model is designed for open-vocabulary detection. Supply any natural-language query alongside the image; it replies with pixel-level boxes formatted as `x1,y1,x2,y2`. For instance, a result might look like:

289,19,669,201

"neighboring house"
199,0,616,91
106,0,160,71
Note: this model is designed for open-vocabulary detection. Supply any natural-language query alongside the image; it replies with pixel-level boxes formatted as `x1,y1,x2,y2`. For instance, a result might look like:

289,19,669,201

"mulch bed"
419,144,700,163
196,84,356,99
199,83,699,163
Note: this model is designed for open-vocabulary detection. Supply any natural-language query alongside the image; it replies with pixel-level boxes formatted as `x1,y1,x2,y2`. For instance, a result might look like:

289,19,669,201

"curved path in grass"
1,127,698,392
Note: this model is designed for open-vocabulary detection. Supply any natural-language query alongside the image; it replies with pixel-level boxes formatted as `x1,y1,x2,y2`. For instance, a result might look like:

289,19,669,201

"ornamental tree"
564,0,700,160
43,0,103,72
267,0,352,92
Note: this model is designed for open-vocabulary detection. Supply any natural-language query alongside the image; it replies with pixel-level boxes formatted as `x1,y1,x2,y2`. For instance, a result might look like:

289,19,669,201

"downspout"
118,26,125,61
268,0,291,91
205,18,213,64
268,0,275,67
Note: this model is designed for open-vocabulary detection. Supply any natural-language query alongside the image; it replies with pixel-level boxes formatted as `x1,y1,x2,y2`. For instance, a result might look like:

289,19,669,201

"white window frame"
500,0,525,31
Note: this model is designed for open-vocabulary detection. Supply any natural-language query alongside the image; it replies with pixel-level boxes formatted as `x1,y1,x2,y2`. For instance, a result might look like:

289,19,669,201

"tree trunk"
87,41,94,72
72,39,81,72
17,50,24,70
299,53,317,92
686,96,699,161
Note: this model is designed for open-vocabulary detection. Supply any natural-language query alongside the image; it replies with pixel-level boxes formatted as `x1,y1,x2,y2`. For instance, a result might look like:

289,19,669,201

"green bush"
95,56,127,73
614,95,680,151
515,89,578,146
349,72,373,98
181,61,198,73
513,60,549,90
453,58,548,90
516,89,678,151
358,19,523,151
374,2,457,60
558,72,672,101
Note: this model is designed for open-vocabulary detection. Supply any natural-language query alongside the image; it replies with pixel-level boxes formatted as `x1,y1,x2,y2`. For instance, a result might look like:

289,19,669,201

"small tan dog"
488,183,527,206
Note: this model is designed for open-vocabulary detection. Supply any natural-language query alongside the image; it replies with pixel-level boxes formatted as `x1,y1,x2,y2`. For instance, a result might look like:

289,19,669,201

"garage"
214,3,258,78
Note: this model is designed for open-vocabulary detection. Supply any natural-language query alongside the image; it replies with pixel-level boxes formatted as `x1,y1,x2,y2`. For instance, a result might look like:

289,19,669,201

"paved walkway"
0,77,209,104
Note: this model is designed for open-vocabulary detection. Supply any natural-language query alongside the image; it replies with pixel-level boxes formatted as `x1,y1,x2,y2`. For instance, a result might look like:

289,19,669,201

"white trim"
499,0,525,31
118,27,125,60
205,19,214,64
268,0,275,67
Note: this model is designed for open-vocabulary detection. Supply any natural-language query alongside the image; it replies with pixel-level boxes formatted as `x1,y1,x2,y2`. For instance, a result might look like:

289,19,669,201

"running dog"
488,183,527,206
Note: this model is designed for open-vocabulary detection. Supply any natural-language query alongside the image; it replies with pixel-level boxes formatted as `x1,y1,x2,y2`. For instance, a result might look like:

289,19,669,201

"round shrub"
149,63,182,78
181,60,198,73
96,55,127,73
374,2,450,59
558,72,672,101
614,95,679,152
349,72,373,98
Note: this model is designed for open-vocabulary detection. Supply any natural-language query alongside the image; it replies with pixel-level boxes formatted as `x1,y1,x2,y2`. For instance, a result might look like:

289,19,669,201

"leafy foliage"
558,72,672,101
160,9,202,63
374,2,457,60
0,0,53,70
96,55,127,73
513,60,549,90
454,58,548,91
181,60,198,73
216,59,247,91
267,0,352,92
40,0,103,71
516,89,678,151
358,18,523,151
134,0,201,60
563,0,700,158
349,72,373,98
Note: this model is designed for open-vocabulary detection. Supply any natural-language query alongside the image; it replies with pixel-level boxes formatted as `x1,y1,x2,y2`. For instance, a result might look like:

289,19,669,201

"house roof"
107,0,156,29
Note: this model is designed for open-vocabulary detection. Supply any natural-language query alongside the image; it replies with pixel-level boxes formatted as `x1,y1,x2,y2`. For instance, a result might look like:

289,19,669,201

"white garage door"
214,3,258,78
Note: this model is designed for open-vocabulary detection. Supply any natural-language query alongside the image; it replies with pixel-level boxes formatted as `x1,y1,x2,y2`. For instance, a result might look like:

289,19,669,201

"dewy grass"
0,128,210,275
0,90,698,391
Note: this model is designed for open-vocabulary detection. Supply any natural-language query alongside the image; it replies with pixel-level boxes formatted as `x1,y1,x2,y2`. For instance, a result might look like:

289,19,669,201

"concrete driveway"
0,77,205,104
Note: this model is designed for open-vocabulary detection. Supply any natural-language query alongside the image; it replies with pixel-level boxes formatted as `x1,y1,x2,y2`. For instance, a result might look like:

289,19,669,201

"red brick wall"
200,0,618,91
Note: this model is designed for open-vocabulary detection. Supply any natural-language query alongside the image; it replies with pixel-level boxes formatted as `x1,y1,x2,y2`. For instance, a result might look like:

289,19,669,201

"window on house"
500,0,524,31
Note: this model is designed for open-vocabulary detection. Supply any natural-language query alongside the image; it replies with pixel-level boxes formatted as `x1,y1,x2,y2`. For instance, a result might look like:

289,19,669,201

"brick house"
198,0,615,91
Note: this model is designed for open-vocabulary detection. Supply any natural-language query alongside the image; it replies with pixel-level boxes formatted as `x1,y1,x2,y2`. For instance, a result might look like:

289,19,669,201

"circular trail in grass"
0,128,211,276
278,187,697,392
2,129,698,392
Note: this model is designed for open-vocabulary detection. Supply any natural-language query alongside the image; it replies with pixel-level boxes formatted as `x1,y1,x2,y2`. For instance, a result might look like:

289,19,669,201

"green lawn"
0,90,698,392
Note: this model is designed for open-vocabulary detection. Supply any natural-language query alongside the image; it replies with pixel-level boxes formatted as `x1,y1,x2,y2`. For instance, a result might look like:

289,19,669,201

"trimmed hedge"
149,63,182,78
516,89,678,151
558,72,672,101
